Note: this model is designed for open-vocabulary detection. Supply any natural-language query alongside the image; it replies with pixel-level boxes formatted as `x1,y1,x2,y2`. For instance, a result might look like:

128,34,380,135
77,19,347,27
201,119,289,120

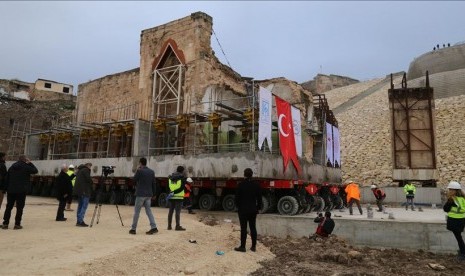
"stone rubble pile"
324,76,465,187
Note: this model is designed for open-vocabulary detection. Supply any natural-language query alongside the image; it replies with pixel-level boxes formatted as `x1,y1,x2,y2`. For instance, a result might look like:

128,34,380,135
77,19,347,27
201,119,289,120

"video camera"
102,165,115,177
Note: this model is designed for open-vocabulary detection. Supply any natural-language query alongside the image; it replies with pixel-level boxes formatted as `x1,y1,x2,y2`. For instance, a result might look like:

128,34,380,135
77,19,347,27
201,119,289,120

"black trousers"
168,200,182,227
238,212,257,248
452,230,465,255
3,193,26,226
56,196,67,220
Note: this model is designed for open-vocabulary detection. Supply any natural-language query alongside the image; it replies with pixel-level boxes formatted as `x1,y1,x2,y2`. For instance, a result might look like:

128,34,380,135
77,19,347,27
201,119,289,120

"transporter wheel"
269,195,278,213
277,196,299,216
199,194,216,211
312,196,325,213
324,199,334,211
260,196,270,214
157,192,169,208
332,195,344,209
124,191,135,206
109,191,123,205
222,194,236,212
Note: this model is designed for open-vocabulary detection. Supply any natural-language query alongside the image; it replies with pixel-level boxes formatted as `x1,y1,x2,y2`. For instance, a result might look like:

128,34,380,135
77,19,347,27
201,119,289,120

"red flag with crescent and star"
275,96,301,175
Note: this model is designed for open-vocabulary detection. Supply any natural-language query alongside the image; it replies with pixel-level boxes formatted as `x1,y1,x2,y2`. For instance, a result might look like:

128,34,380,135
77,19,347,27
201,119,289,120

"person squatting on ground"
167,166,186,231
65,164,76,211
310,211,335,240
345,180,363,215
443,181,465,261
74,163,93,227
2,155,38,230
55,164,73,222
371,184,386,212
234,168,262,253
404,182,416,211
184,177,195,214
0,152,7,210
129,157,158,235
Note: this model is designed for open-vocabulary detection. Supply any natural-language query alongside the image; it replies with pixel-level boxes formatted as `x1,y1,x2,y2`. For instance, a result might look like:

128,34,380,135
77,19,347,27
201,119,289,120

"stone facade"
301,74,359,94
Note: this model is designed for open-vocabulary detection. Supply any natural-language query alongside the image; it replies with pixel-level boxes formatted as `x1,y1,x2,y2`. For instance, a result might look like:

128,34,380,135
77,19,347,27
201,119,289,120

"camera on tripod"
102,165,115,177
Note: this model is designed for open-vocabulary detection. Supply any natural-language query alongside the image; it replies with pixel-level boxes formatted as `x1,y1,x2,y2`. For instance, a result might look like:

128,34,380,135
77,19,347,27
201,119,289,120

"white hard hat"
68,164,75,169
447,181,462,190
186,177,193,183
370,184,377,189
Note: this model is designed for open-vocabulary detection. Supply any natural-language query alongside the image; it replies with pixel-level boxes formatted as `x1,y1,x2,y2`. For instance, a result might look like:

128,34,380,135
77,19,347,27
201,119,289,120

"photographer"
310,211,335,240
74,163,92,227
55,164,73,221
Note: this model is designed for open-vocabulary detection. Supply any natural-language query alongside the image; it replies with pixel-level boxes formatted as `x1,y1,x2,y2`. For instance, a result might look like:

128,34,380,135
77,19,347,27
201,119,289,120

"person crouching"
310,211,335,240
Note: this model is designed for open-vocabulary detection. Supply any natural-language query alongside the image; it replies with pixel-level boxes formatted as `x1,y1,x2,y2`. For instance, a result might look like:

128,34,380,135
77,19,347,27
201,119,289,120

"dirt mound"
252,235,462,276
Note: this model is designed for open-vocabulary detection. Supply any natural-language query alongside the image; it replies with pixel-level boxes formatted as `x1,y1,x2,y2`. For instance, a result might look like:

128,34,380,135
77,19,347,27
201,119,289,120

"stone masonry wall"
325,74,465,188
76,68,140,122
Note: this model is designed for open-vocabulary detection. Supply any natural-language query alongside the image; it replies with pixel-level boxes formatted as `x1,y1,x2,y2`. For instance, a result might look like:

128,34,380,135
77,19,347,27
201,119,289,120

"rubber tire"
124,191,135,206
312,196,325,213
269,195,278,213
333,195,344,209
260,196,270,214
222,194,236,212
199,194,216,211
158,192,169,208
277,196,299,216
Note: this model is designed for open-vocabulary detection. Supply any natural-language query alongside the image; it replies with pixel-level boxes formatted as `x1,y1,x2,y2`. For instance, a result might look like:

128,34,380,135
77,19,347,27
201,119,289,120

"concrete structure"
208,207,456,254
0,78,75,101
360,187,442,205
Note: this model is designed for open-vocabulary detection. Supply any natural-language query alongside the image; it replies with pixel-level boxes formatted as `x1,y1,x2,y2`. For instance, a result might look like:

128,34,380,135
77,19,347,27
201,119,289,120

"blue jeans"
131,197,157,230
77,195,90,223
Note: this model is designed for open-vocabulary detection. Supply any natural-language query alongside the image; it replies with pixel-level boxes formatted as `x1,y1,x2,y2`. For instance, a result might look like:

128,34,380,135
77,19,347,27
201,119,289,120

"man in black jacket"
55,164,73,222
74,163,93,227
0,152,7,210
2,155,38,229
129,157,158,235
234,168,262,252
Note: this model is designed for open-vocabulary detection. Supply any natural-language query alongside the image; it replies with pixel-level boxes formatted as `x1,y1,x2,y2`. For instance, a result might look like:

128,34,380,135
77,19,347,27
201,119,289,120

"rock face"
325,75,465,187
301,74,359,94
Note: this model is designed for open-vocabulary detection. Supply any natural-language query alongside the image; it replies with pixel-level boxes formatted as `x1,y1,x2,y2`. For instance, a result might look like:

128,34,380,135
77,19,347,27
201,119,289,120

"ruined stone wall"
138,12,246,115
32,89,76,102
301,74,359,94
76,68,140,122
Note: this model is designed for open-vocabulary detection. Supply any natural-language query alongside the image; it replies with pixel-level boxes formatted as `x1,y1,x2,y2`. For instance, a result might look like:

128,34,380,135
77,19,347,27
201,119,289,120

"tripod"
90,171,124,227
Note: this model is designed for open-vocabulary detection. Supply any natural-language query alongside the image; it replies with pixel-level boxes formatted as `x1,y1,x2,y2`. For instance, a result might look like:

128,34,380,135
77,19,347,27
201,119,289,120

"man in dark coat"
234,168,262,252
129,157,158,235
0,152,7,210
2,155,38,229
74,163,93,227
55,164,73,222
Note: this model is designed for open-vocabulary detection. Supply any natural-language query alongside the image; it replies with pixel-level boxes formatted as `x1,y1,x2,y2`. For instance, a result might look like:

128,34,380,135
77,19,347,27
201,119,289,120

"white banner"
325,122,334,166
333,126,341,167
291,106,302,157
258,86,272,152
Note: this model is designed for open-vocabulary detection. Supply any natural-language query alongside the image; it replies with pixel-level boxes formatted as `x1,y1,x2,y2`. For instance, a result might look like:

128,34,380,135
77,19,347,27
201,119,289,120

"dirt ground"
0,197,463,275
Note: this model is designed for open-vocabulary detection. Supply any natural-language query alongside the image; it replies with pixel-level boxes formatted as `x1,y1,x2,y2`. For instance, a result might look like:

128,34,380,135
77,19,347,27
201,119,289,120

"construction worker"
371,184,386,212
167,166,186,231
344,180,362,215
65,164,76,211
184,177,195,214
310,211,335,240
403,182,416,211
443,181,465,261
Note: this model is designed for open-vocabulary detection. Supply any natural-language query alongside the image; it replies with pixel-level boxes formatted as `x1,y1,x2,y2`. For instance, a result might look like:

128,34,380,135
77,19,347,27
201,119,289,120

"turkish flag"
276,97,301,175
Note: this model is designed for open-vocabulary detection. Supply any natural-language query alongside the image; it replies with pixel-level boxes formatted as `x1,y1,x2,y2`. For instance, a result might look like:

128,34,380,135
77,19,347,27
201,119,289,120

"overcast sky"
1,1,464,93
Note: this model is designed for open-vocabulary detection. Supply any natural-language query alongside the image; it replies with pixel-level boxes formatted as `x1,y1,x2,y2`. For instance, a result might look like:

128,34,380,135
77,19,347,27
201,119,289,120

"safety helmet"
447,181,462,190
345,180,354,184
186,177,193,183
370,184,377,189
68,164,75,169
